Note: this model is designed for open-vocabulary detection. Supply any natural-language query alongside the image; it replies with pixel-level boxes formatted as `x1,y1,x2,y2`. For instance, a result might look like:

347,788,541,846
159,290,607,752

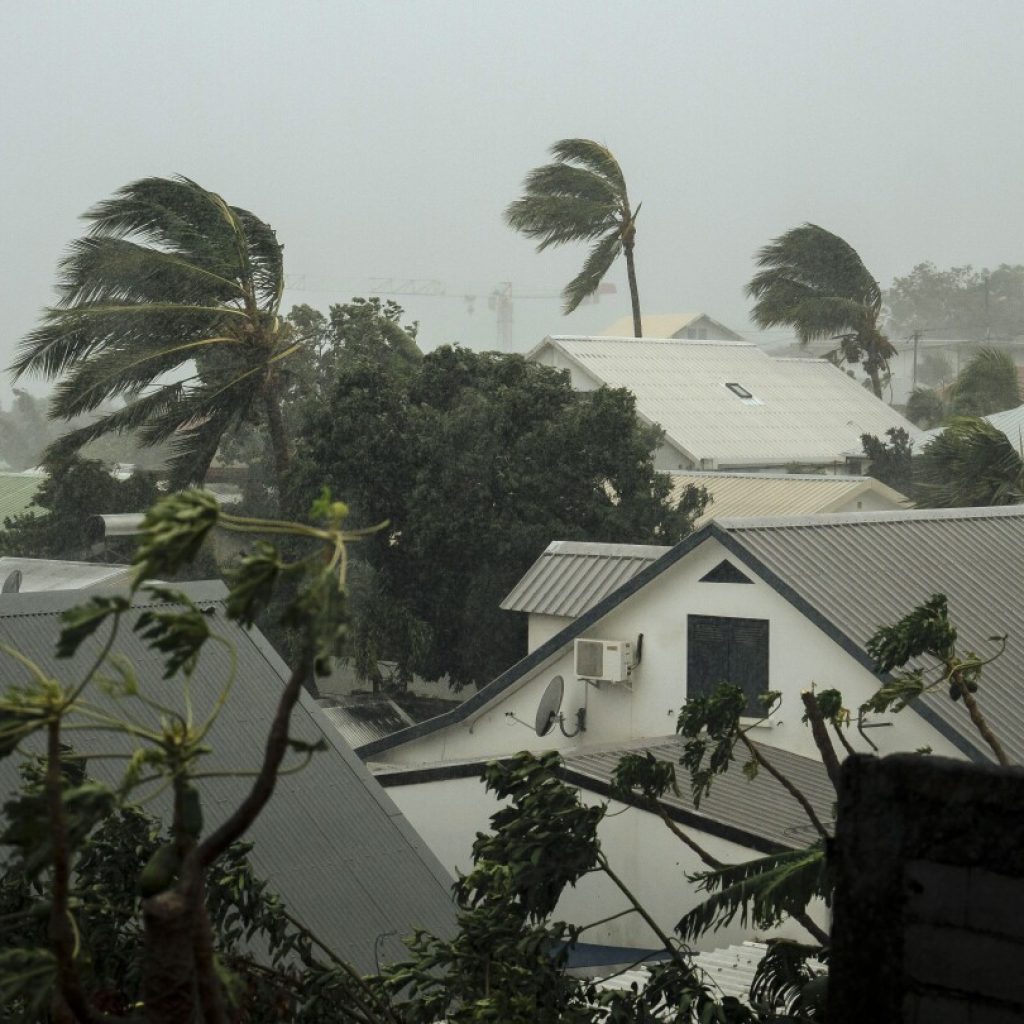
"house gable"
360,525,965,766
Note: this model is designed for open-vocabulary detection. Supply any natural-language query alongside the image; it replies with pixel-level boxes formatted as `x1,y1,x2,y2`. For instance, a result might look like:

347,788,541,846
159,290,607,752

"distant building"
600,313,744,342
529,335,921,473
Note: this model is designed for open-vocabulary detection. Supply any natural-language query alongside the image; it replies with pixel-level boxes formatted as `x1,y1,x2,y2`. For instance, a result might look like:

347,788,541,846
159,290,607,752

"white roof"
669,470,910,526
531,336,922,468
920,402,1024,448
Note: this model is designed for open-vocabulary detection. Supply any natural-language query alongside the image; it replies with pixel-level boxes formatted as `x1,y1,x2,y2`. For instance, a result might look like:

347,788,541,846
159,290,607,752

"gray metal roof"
500,540,670,617
0,583,455,970
529,336,921,468
0,557,135,592
716,506,1024,764
562,737,833,851
315,695,416,748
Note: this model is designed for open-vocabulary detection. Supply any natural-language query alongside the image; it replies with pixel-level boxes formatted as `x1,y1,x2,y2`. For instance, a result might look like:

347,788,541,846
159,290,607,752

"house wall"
671,316,742,343
378,535,963,766
385,773,825,951
833,489,904,513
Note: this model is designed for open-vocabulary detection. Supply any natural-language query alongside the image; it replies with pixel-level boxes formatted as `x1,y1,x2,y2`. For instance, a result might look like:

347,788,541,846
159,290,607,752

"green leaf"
57,595,130,658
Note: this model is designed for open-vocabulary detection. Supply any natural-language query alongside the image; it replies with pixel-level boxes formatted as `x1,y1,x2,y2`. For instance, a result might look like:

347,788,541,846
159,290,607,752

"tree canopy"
11,177,296,495
287,338,706,688
746,224,895,398
505,139,643,335
887,262,1024,341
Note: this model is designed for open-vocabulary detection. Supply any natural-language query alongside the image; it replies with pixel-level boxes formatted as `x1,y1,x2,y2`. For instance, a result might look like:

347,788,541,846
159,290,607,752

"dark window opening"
699,560,753,584
725,382,754,399
687,614,769,715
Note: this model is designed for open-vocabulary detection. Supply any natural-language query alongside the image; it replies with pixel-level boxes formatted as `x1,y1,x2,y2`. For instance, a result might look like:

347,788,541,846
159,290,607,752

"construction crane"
284,275,616,351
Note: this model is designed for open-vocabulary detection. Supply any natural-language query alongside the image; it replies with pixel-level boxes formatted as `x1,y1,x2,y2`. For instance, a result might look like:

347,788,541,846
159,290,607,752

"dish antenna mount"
534,675,585,738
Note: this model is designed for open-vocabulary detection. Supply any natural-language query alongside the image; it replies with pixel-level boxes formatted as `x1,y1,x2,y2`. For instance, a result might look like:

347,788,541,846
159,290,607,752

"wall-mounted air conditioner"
574,639,632,683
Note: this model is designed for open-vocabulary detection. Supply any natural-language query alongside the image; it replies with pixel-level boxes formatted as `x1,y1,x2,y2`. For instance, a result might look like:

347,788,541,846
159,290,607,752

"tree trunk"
867,364,883,399
624,241,642,338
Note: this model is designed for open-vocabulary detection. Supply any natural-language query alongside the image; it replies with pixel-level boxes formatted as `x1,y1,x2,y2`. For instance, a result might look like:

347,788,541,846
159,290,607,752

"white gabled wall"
386,773,825,951
379,535,962,766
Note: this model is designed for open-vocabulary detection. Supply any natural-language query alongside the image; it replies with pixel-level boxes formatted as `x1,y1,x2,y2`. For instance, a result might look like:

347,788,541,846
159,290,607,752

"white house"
528,335,922,473
601,313,745,342
360,507,1023,952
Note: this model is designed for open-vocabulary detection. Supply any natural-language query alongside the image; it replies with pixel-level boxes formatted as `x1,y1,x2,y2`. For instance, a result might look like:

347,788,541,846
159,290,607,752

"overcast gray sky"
4,0,1023,396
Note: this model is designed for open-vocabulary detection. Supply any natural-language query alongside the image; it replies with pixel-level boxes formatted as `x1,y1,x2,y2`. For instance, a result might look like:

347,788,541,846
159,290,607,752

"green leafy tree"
860,427,914,495
746,224,895,398
887,262,1024,340
287,344,707,688
914,417,1024,508
11,177,297,495
505,139,643,336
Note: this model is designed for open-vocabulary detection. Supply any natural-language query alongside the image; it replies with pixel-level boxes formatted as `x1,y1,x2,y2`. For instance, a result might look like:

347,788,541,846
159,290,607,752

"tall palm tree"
11,176,297,494
915,416,1024,507
746,223,895,398
505,139,643,336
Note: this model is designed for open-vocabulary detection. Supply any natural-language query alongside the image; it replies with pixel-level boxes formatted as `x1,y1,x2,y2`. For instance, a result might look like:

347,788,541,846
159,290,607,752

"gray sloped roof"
501,541,670,617
315,695,416,748
0,582,455,970
562,737,833,851
714,506,1024,764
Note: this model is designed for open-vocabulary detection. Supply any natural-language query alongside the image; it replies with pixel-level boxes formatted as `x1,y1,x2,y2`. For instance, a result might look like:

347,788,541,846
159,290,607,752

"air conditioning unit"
574,639,632,683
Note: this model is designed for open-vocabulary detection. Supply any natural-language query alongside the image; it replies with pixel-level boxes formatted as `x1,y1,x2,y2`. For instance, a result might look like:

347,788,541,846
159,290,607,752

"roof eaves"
356,523,721,760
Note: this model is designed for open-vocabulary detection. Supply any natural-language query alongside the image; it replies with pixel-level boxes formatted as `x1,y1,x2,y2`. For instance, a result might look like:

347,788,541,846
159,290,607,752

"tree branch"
738,734,830,840
792,909,829,947
955,675,1011,766
198,645,313,868
800,691,843,793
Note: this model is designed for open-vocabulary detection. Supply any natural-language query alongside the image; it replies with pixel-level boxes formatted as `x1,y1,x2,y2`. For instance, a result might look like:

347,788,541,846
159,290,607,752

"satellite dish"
535,675,564,737
2,570,22,594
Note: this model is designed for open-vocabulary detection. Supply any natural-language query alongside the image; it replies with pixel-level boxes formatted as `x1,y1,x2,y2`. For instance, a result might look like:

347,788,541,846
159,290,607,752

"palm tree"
915,417,1024,507
11,176,296,494
746,223,895,398
947,346,1020,417
505,139,643,336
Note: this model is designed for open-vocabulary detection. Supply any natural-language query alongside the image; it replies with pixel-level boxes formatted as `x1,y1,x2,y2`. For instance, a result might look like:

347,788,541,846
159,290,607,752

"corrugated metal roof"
0,557,135,592
718,506,1024,763
0,472,44,523
0,583,455,969
530,336,920,467
597,942,770,1001
670,471,910,527
564,736,833,850
316,696,417,748
501,540,670,617
919,401,1024,447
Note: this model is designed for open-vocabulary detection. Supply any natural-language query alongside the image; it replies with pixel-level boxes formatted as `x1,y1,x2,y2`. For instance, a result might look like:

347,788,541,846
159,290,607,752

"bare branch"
738,733,830,840
197,645,313,867
800,691,843,793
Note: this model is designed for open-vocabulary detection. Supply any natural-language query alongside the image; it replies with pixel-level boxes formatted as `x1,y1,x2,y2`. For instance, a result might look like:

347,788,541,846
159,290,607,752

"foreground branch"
800,691,843,793
738,734,830,840
198,645,313,868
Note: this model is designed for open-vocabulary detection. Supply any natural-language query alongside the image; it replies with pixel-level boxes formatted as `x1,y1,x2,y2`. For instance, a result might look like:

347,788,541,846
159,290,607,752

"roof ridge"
718,505,1024,530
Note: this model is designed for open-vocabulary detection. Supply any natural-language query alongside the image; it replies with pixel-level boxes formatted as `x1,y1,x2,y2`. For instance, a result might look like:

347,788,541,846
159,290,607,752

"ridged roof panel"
565,736,833,849
501,540,670,617
532,336,920,466
723,507,1024,763
669,470,910,526
0,584,455,969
